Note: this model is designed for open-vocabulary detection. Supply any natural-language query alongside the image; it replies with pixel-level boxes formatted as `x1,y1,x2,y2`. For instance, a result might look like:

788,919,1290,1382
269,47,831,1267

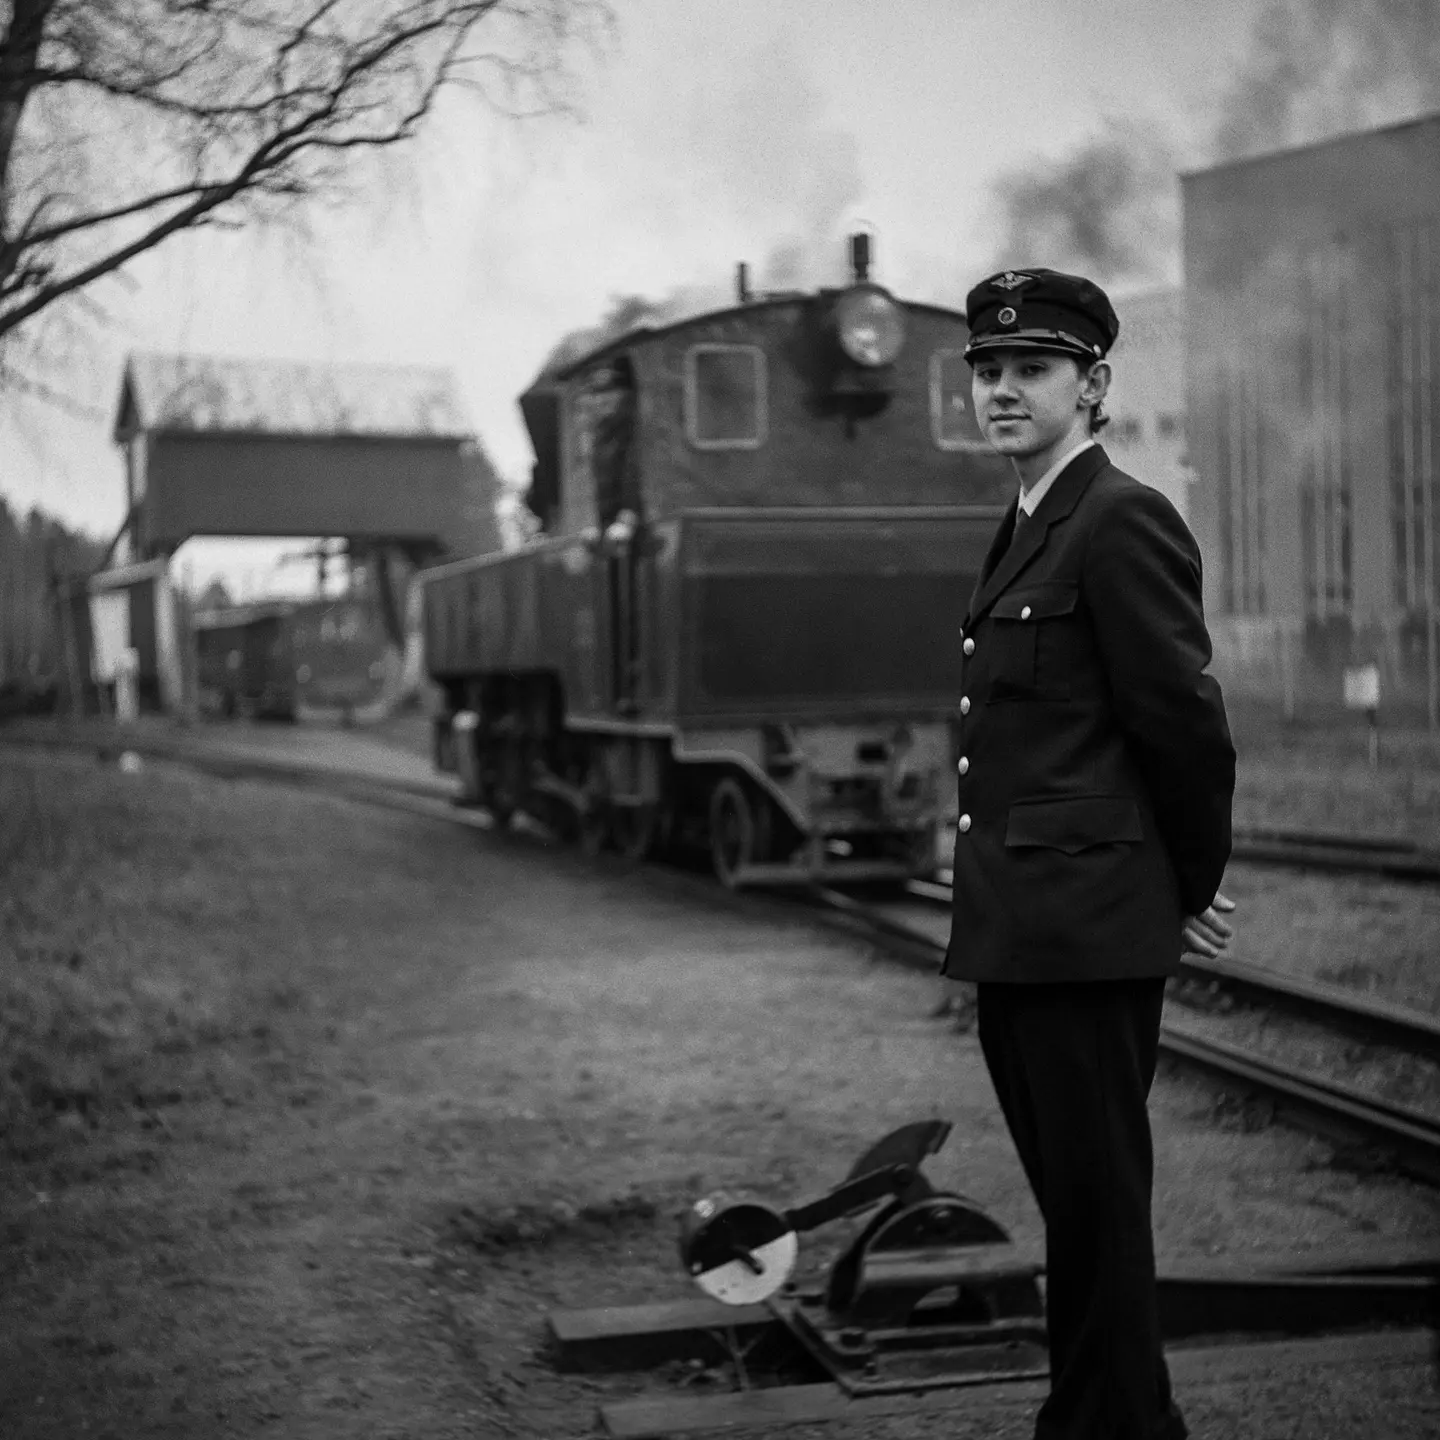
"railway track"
811,882,1440,1189
13,734,1440,1190
1229,824,1440,882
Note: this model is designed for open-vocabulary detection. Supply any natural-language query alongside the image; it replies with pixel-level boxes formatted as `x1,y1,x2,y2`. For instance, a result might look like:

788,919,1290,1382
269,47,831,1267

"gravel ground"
1,742,1438,1438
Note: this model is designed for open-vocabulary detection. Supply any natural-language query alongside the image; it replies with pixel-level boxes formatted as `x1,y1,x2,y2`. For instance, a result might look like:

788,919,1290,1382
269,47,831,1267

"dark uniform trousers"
978,978,1185,1440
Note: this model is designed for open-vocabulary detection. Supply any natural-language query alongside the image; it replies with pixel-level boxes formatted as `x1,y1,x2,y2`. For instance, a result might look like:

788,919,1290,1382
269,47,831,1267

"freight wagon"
194,596,389,720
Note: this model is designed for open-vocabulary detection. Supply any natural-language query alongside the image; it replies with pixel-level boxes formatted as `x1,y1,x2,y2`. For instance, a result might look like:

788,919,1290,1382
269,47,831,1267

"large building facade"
1183,114,1440,719
1103,285,1190,520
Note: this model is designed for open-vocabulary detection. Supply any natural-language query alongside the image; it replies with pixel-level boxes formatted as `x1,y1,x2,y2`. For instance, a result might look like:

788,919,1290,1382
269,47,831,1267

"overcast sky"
0,0,1293,591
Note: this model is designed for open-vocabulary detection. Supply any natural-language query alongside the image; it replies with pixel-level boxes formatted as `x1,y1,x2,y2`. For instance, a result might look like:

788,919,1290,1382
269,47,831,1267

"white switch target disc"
680,1197,798,1305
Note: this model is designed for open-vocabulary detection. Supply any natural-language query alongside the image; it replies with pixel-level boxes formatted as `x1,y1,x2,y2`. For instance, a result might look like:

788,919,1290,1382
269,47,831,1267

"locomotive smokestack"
736,262,751,304
849,233,871,283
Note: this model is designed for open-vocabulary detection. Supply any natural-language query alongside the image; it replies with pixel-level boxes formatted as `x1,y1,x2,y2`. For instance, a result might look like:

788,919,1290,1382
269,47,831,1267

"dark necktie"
1010,506,1028,548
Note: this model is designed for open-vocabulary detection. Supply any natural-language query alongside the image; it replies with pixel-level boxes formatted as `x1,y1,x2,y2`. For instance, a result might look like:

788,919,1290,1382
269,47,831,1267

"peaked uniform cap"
963,268,1120,363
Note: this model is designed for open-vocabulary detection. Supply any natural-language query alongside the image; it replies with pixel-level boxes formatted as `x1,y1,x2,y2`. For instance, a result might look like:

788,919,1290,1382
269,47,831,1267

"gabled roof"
114,352,473,442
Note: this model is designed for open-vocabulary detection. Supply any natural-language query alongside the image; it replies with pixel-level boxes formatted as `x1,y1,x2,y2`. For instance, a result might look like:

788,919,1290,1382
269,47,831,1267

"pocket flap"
992,583,1078,621
1005,794,1143,853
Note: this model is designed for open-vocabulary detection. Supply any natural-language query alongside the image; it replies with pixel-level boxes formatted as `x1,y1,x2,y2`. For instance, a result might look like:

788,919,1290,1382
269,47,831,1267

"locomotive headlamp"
834,284,906,367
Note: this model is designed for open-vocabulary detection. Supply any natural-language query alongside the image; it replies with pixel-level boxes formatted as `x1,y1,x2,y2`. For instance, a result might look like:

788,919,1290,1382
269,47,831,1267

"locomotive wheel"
709,778,770,888
608,802,660,862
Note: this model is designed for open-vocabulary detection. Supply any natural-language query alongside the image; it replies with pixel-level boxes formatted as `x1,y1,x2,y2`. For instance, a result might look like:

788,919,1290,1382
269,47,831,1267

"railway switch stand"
677,1120,1048,1394
548,1115,1437,1434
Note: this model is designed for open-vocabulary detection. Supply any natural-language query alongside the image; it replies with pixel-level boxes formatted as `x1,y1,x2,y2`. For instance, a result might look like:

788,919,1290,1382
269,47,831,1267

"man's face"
969,348,1095,459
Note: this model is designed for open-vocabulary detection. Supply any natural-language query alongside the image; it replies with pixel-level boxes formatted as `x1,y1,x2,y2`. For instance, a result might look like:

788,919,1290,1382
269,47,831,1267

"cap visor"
963,332,1099,361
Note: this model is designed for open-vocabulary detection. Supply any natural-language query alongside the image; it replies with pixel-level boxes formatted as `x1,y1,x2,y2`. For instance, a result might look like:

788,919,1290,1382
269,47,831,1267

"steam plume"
1214,0,1440,161
535,286,725,377
535,39,862,379
987,120,1179,287
984,0,1440,287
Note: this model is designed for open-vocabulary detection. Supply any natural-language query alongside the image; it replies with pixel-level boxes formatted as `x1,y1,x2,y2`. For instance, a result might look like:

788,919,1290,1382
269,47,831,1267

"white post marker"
1343,663,1381,769
115,647,141,724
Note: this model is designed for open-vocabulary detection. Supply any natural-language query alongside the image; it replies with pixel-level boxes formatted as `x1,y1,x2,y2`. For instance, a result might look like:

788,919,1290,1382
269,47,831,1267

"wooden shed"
111,352,475,558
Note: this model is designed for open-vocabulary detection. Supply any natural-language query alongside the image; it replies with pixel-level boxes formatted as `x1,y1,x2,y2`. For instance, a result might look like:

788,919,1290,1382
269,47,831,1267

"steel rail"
1159,1029,1440,1189
1228,838,1440,882
1232,824,1420,855
806,887,1440,1190
908,879,1440,1061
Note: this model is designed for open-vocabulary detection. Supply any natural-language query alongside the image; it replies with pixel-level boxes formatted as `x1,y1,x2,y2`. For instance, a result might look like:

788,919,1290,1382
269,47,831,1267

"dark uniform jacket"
943,445,1235,984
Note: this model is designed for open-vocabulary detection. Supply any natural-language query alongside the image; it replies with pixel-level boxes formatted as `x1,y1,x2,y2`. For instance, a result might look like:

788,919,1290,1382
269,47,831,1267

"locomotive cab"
423,237,1010,885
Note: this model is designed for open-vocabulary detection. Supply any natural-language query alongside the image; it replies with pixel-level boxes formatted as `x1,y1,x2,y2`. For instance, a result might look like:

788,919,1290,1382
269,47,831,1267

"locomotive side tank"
424,241,1010,884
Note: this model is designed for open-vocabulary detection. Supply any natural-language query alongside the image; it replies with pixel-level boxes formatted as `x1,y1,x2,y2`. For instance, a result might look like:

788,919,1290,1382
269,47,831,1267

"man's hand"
1181,890,1235,961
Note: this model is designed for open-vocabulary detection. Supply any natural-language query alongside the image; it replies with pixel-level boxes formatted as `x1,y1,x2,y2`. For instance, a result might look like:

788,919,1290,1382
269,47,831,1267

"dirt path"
2,749,1438,1438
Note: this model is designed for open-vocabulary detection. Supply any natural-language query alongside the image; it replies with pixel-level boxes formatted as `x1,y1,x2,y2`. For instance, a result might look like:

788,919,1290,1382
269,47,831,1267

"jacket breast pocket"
1005,794,1144,854
989,583,1078,700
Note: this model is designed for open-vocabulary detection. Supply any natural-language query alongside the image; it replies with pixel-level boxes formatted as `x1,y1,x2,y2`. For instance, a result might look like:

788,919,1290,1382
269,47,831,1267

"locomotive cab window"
685,344,766,450
931,349,987,450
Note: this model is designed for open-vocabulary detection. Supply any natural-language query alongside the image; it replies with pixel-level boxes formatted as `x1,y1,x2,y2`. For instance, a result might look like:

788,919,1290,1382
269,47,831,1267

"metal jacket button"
958,757,969,775
1020,605,1032,620
959,697,970,715
963,638,975,655
958,814,972,833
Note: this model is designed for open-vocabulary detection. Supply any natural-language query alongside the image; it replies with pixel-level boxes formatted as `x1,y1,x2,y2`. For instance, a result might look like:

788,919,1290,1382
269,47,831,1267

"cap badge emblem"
992,271,1033,291
997,306,1018,326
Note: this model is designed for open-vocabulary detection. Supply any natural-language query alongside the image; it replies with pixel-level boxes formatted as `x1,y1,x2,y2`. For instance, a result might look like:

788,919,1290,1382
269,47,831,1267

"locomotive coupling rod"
783,1163,917,1234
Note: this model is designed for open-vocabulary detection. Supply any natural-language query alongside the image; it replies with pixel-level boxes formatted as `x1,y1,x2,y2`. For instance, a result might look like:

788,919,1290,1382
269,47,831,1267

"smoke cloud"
535,38,863,379
677,37,863,292
987,120,1180,287
985,0,1440,287
535,286,725,377
1213,0,1440,162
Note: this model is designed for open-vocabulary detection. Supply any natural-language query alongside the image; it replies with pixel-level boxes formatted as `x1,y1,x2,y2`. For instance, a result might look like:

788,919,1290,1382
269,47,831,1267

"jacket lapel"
965,445,1110,627
966,495,1021,620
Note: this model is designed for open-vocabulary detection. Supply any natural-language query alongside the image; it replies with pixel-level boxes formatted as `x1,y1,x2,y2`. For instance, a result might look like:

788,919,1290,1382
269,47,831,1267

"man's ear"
1080,360,1112,409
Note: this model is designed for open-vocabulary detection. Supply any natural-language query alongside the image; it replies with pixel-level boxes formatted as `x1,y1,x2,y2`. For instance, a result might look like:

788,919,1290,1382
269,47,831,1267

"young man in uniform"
944,268,1237,1440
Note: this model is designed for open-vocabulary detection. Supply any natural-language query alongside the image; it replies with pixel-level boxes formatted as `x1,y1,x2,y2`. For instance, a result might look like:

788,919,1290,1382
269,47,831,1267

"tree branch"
0,0,608,342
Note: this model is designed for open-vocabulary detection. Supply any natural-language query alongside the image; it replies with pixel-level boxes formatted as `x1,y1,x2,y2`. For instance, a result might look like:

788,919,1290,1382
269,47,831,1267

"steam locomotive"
422,238,1010,885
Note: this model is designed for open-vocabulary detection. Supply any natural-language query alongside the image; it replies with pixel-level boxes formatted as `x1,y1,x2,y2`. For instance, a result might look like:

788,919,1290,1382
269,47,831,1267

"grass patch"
0,751,357,1155
1216,863,1440,1013
443,1190,665,1256
1227,702,1440,845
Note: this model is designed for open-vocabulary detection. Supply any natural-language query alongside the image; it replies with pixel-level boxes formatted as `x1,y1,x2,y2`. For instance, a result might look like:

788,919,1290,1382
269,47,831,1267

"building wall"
1182,113,1440,716
87,558,183,713
1102,286,1191,519
140,433,466,552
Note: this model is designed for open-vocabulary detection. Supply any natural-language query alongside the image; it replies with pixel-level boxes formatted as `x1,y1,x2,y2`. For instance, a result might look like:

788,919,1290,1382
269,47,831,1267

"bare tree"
0,0,607,353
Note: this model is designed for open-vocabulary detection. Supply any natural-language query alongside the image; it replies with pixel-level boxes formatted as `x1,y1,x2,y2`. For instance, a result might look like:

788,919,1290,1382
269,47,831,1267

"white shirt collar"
1018,438,1096,517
